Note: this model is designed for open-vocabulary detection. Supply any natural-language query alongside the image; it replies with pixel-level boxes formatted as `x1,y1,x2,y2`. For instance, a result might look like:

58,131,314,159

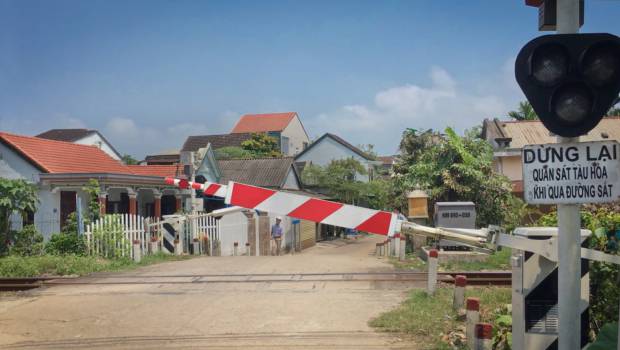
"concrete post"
375,242,381,256
174,240,182,255
398,235,406,261
153,195,162,219
453,275,467,310
245,242,251,256
466,297,480,350
192,240,200,255
128,193,137,216
233,242,238,256
150,240,159,254
427,249,438,295
132,240,141,263
98,193,107,216
473,323,493,350
380,242,386,257
394,233,400,258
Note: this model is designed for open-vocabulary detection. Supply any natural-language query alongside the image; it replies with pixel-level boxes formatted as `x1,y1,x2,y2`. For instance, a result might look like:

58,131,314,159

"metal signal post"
556,1,582,349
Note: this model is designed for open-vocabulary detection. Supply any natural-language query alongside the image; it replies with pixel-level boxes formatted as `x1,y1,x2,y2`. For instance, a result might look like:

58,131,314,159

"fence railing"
85,213,225,259
85,214,151,259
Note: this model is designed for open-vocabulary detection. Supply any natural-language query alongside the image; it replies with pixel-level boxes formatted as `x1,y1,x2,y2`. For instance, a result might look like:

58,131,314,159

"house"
377,155,396,175
143,150,180,165
0,131,182,239
36,128,123,161
181,133,253,153
482,117,620,196
217,157,302,191
231,112,310,156
294,133,380,182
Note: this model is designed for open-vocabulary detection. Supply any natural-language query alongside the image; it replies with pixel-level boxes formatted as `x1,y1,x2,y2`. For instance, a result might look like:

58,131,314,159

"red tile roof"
0,132,130,174
231,112,296,133
127,165,182,178
0,132,177,178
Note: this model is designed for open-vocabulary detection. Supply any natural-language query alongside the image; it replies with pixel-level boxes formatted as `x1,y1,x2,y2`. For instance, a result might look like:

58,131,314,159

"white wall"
281,115,310,156
282,168,300,190
295,136,372,182
0,143,41,183
218,211,249,256
75,133,121,160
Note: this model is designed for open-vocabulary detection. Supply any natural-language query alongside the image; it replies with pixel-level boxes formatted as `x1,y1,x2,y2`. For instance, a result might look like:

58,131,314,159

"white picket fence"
84,214,152,259
85,213,235,259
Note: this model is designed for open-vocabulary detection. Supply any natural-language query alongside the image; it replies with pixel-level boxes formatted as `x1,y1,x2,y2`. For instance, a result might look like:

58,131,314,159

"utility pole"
556,1,581,349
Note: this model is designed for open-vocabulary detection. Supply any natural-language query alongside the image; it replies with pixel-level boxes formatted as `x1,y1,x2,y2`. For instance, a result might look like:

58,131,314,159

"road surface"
0,235,419,349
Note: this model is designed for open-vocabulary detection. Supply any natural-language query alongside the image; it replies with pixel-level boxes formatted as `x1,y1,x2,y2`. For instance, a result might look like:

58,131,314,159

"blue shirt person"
271,216,283,255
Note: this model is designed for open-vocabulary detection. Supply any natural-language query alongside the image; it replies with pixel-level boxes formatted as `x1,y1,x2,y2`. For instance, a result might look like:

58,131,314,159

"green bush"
45,213,86,255
46,232,87,255
9,225,44,256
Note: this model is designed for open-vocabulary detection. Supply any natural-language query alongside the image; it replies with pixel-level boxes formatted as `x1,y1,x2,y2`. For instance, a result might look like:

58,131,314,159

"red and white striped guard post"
164,178,397,236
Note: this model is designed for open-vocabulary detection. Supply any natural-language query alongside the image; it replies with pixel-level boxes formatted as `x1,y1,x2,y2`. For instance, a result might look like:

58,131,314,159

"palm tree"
508,101,538,121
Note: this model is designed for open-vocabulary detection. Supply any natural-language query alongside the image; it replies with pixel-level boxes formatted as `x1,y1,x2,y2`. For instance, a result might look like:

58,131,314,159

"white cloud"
306,64,520,155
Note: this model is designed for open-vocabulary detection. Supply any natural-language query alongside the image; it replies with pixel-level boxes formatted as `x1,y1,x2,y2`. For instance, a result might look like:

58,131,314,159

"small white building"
36,129,123,161
230,112,310,156
294,133,380,182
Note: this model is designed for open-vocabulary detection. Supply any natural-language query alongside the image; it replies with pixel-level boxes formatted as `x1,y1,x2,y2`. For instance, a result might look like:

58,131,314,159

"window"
282,136,290,155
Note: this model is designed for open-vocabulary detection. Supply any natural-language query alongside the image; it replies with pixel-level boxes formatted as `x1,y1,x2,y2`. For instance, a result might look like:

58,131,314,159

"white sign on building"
522,141,620,204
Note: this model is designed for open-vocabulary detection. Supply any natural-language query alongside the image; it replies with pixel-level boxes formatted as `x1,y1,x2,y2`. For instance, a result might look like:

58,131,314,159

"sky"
1,0,619,159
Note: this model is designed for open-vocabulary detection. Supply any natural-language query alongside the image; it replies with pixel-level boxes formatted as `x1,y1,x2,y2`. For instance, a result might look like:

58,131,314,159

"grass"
389,248,512,272
369,286,511,349
0,253,192,278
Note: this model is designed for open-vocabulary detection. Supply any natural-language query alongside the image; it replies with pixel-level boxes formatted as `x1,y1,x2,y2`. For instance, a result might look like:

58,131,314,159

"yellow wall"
496,155,522,181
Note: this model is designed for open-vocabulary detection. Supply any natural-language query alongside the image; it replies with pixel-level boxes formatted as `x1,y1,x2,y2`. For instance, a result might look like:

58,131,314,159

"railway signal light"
515,33,620,137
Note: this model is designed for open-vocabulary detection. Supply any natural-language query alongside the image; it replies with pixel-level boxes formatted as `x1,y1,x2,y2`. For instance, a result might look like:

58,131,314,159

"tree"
214,146,254,160
392,127,517,227
241,133,282,158
0,179,38,255
301,158,389,210
508,101,538,121
357,144,377,160
608,107,620,117
121,154,138,165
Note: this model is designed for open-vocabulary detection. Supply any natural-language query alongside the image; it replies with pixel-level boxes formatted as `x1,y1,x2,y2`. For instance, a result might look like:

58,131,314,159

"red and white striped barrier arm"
164,177,397,236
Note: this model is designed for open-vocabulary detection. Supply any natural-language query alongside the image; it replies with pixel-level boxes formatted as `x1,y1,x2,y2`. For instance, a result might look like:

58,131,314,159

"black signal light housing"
515,33,620,137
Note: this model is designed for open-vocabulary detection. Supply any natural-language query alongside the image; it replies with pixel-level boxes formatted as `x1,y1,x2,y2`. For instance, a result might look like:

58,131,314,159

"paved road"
0,235,419,349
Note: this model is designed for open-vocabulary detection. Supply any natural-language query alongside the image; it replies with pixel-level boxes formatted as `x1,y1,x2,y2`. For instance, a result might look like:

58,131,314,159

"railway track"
0,271,511,291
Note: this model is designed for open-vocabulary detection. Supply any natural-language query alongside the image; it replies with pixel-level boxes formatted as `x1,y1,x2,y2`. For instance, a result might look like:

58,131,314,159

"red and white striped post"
473,323,493,350
466,297,480,349
453,275,467,310
427,249,438,295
